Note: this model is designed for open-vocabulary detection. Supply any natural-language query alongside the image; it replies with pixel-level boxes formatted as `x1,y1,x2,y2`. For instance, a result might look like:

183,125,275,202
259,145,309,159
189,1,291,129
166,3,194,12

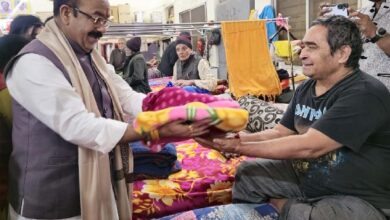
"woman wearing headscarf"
9,15,43,40
0,34,30,220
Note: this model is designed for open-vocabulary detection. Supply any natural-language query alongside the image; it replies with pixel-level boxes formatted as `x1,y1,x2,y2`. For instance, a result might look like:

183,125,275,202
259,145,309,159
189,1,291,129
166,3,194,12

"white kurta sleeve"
194,59,218,91
6,54,129,154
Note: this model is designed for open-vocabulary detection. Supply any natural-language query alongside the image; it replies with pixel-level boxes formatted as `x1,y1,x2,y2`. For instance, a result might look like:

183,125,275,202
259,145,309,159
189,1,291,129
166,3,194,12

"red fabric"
280,79,289,90
142,87,224,111
0,72,6,91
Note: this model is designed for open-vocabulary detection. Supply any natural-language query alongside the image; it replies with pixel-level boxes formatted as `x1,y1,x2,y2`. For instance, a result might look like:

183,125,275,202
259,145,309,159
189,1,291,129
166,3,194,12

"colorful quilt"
132,139,247,219
142,87,222,112
148,77,172,92
134,101,248,135
158,203,279,220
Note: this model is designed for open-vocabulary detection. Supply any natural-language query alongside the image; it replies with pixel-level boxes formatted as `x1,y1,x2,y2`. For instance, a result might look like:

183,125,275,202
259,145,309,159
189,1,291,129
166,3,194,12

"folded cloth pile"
130,141,181,180
142,87,223,111
134,101,248,151
157,203,279,220
135,87,248,151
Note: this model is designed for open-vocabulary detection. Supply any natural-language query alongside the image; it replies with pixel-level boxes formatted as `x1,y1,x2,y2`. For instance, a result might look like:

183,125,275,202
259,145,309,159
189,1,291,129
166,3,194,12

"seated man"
147,55,159,68
147,55,162,79
172,37,217,93
123,37,152,94
158,31,191,77
196,16,390,220
109,37,126,74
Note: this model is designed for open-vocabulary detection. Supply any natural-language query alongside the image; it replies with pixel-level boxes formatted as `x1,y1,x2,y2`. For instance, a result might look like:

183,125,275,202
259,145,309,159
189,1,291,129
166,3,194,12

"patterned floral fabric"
132,139,247,219
157,203,279,220
238,96,284,132
133,101,248,151
142,87,222,112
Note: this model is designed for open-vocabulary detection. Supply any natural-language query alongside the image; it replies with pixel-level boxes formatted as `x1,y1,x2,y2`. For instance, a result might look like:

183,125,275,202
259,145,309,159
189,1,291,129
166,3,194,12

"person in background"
196,37,205,57
0,34,30,220
173,37,217,93
146,54,162,79
321,0,390,90
146,55,158,67
158,31,191,76
197,16,390,220
123,37,151,94
109,37,126,74
5,0,210,219
9,15,43,40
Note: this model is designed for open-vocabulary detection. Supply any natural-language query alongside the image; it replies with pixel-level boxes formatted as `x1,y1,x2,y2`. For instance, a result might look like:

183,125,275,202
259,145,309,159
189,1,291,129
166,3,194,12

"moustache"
88,31,103,39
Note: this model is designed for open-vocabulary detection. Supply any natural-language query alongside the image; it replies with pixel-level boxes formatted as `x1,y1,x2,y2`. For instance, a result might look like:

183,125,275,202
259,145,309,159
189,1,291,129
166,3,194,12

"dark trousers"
233,159,387,220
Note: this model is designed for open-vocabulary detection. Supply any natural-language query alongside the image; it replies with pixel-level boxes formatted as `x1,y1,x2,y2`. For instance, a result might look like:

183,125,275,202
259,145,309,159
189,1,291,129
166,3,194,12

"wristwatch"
370,27,387,43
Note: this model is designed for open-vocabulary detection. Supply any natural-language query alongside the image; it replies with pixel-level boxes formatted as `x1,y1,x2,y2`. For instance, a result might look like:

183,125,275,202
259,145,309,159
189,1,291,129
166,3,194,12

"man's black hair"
311,16,363,69
53,0,78,16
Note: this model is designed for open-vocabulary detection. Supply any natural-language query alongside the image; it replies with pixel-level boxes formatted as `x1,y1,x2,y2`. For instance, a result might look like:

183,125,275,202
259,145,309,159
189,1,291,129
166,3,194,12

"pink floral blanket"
132,139,247,219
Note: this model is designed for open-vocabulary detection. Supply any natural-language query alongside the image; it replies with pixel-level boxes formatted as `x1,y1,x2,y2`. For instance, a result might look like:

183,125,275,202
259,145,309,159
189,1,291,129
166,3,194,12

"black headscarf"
0,34,30,72
9,15,43,39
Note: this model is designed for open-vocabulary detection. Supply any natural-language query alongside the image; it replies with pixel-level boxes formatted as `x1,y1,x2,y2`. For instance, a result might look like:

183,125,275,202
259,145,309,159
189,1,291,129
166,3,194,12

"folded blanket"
134,101,248,135
142,87,222,111
134,101,248,151
130,141,181,180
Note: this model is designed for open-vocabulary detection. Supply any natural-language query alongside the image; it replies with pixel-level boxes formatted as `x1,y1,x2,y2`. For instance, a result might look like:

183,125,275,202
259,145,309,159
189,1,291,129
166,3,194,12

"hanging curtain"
221,20,281,99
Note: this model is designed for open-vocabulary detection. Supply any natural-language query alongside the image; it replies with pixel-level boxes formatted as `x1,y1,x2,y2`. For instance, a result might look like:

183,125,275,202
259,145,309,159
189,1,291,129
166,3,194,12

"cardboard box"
110,6,119,23
118,4,133,24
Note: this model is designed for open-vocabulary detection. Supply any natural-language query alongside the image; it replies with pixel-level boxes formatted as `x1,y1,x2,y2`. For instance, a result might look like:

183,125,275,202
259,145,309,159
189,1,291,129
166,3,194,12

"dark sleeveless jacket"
6,40,114,219
175,54,202,80
123,52,151,94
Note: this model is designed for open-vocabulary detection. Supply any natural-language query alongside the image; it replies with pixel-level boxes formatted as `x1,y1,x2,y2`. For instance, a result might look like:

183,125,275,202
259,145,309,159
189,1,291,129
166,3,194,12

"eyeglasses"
73,7,111,28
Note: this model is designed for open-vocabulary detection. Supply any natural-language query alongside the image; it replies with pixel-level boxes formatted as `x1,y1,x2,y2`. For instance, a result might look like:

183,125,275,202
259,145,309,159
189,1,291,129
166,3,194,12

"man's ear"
337,45,352,65
59,5,73,25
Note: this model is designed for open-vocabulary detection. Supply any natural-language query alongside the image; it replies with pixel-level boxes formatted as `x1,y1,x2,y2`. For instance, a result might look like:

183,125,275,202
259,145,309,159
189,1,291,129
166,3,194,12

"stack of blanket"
129,141,181,180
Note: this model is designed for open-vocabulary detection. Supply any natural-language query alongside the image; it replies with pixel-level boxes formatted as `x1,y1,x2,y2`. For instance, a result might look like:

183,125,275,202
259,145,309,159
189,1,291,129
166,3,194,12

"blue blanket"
158,203,279,220
166,82,211,94
130,141,181,180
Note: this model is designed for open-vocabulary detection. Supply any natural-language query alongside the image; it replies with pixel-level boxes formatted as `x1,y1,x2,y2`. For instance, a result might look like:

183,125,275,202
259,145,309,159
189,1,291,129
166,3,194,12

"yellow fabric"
294,74,307,82
273,40,293,58
248,9,257,20
221,20,281,99
134,102,248,134
37,20,131,220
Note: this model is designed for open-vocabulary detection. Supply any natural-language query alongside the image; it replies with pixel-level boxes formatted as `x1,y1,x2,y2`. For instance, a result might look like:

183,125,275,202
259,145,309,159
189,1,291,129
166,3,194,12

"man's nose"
299,49,307,60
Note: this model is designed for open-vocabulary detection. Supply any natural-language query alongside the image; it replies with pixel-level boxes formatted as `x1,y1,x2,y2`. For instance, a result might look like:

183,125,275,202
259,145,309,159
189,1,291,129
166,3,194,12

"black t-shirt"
280,69,390,209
